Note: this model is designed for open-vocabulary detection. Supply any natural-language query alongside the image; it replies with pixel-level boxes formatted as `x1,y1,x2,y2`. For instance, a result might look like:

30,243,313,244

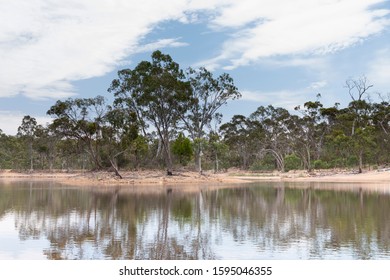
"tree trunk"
351,118,356,136
358,150,363,173
163,134,173,175
86,140,103,170
194,142,202,174
109,158,123,179
306,146,312,172
198,153,202,174
29,141,33,172
265,149,285,172
214,152,219,173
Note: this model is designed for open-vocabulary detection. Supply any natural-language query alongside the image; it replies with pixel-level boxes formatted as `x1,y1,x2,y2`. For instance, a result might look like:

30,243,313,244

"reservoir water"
0,180,390,260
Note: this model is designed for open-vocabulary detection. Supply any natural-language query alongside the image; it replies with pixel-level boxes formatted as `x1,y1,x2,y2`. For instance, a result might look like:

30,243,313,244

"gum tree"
17,115,37,171
109,50,190,175
181,67,240,173
47,96,107,170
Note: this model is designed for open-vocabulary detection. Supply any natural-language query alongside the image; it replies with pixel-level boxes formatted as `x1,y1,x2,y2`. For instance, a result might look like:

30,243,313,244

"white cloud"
240,77,331,109
136,38,189,54
204,0,390,69
0,0,388,101
241,88,317,110
368,48,390,94
308,81,328,90
0,0,192,99
0,111,52,135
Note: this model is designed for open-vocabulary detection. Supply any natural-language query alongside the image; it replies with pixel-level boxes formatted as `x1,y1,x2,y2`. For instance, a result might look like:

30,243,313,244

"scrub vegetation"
1,51,388,176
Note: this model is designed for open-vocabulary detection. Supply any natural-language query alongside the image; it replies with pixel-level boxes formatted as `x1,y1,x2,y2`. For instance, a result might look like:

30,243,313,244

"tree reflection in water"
0,181,390,259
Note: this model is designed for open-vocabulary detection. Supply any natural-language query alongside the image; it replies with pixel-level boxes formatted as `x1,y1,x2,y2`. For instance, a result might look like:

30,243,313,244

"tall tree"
172,133,193,166
371,99,390,163
101,106,139,178
109,50,190,175
343,77,374,173
293,98,328,171
250,105,293,172
220,115,260,169
344,76,373,135
33,125,59,171
181,67,240,173
47,96,107,170
17,115,37,171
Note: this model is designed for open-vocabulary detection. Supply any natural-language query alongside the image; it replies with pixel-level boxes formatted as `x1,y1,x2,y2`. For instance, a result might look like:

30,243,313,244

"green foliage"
47,96,107,169
17,115,37,138
313,160,329,169
249,154,275,171
181,67,240,171
109,50,191,172
1,59,389,174
0,133,25,169
129,136,149,166
347,155,358,167
172,133,193,165
249,160,274,171
220,115,260,169
284,154,302,171
331,158,345,168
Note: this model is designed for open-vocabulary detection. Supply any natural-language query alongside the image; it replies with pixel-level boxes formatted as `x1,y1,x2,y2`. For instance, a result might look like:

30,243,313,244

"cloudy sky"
0,0,389,135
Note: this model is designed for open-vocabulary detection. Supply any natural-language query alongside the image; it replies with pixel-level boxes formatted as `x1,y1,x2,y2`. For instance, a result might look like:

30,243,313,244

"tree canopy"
0,54,388,176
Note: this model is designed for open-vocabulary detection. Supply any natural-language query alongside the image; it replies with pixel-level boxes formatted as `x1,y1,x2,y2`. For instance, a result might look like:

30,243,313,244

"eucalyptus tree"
371,100,390,163
249,106,293,172
17,115,37,171
109,50,190,175
206,113,228,173
321,97,375,172
0,130,5,167
207,129,229,173
171,132,193,166
220,115,260,169
47,95,107,170
0,129,18,169
181,67,240,173
293,98,328,171
101,106,139,178
348,101,375,173
342,77,375,172
33,125,60,171
351,126,376,172
344,76,373,136
372,100,390,135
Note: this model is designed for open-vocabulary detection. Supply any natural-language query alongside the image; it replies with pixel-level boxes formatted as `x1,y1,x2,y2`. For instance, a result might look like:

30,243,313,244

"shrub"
330,158,344,168
347,155,358,167
249,154,275,171
172,133,193,166
313,159,329,169
284,154,301,171
249,160,274,171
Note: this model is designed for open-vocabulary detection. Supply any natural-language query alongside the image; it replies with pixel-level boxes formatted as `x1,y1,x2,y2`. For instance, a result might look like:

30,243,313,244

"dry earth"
1,168,390,189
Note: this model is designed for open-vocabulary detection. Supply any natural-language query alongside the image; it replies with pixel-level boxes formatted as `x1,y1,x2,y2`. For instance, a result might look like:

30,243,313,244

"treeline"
0,51,389,175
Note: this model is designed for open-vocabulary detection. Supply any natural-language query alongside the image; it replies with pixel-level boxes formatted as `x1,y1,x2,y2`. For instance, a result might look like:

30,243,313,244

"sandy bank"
0,169,245,186
1,168,389,187
232,169,390,183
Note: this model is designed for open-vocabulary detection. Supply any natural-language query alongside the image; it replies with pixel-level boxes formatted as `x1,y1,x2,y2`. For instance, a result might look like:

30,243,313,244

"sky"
0,0,389,135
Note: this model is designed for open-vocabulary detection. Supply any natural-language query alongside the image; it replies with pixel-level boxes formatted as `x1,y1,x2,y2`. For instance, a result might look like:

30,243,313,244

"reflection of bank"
0,181,390,259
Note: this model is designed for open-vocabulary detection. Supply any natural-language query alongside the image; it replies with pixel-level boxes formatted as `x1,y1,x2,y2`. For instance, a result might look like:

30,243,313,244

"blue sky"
0,0,389,135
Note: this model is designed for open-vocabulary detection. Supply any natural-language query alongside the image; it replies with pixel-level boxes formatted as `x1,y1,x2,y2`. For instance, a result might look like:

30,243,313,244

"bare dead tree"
344,76,373,135
345,76,373,102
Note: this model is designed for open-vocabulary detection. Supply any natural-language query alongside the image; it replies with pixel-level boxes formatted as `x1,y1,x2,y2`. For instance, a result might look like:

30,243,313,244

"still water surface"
0,181,390,260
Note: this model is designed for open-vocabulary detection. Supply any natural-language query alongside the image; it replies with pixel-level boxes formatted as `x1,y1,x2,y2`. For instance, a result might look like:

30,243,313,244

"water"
0,180,390,260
